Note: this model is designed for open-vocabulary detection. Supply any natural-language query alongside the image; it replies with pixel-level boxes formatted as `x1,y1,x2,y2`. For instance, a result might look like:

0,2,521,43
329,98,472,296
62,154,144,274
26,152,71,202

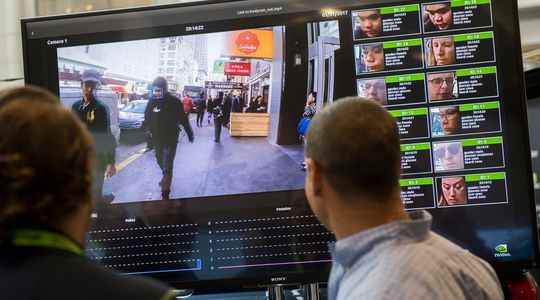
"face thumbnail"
358,79,387,105
434,142,464,171
356,10,382,38
440,177,467,206
425,3,453,30
362,44,384,72
428,72,456,101
438,106,460,135
429,37,455,66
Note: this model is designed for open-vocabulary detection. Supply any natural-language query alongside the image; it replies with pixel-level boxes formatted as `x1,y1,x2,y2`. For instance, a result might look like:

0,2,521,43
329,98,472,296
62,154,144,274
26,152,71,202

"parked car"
119,100,148,142
59,85,120,143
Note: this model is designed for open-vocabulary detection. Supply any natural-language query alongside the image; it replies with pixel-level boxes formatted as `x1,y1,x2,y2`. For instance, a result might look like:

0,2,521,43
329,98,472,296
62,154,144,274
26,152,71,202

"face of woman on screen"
362,45,384,72
441,177,467,206
432,37,455,66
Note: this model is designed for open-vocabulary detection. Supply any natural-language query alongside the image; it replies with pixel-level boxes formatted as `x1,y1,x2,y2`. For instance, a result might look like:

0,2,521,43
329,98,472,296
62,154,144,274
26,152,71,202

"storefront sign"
205,81,244,90
224,62,251,76
223,29,273,59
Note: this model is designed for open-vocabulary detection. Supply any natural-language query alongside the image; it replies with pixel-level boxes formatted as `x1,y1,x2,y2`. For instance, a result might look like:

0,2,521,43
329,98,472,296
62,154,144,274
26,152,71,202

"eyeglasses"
426,6,451,15
439,108,459,119
429,77,454,86
435,143,462,156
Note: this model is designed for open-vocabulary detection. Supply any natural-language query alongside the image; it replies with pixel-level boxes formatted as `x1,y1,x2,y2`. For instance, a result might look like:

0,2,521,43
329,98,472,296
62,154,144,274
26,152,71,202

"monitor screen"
21,0,538,290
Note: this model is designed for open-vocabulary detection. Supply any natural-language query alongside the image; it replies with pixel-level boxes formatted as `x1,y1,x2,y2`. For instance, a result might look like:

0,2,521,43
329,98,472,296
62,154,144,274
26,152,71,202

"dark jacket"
197,98,207,112
0,229,175,300
72,98,116,164
144,93,194,145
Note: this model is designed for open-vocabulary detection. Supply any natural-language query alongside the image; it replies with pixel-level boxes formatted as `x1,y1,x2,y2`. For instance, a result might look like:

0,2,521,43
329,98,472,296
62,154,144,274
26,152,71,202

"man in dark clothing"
212,95,225,143
231,94,243,113
222,93,232,127
71,69,116,207
196,92,206,127
144,77,194,199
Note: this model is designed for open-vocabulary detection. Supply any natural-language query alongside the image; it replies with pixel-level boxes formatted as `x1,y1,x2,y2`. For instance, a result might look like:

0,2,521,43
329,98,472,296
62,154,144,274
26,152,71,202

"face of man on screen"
432,37,455,66
362,44,384,72
428,72,455,101
441,177,467,206
356,10,382,38
360,79,387,105
426,3,452,30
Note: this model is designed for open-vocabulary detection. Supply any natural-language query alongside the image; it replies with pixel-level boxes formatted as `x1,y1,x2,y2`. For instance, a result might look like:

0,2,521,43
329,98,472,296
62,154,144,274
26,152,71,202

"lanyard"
11,229,83,256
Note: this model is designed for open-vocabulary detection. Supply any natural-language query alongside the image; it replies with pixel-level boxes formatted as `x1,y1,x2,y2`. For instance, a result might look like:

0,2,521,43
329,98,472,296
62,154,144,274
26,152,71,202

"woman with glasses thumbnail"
423,2,453,32
426,36,456,67
433,141,464,171
438,176,468,206
428,72,457,101
356,43,385,73
431,106,461,137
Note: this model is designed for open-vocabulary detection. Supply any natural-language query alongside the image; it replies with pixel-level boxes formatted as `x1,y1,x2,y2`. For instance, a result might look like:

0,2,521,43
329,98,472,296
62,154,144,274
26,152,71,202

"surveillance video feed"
57,27,309,204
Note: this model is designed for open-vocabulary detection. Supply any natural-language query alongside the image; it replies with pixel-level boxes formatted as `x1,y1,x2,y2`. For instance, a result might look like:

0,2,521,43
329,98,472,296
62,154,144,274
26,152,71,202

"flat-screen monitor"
21,0,538,290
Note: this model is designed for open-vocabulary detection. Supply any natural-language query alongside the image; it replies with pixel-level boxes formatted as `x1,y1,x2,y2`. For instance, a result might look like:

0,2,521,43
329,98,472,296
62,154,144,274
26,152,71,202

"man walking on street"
144,77,194,199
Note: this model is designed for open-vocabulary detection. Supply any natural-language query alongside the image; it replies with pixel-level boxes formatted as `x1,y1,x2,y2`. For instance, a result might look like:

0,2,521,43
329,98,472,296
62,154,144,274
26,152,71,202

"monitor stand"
267,285,284,300
302,283,321,300
267,283,321,300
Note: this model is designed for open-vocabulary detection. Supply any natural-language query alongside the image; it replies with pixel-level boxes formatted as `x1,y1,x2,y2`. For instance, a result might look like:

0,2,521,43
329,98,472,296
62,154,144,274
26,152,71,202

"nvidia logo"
494,244,511,257
495,244,508,253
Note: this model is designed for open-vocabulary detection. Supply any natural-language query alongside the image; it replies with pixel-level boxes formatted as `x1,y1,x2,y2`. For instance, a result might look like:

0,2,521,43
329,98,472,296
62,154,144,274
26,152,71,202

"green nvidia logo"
495,244,508,254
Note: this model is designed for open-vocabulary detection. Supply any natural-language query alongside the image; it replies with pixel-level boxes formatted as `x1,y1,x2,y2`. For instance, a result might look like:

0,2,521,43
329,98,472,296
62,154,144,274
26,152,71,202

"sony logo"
271,277,287,282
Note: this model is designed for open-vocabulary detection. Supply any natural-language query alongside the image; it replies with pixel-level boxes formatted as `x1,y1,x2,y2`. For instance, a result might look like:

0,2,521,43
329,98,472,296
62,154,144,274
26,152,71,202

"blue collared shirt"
328,210,504,300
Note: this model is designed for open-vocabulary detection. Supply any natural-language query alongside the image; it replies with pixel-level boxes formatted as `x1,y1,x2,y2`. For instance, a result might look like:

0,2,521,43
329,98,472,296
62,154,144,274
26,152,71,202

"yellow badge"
87,110,95,123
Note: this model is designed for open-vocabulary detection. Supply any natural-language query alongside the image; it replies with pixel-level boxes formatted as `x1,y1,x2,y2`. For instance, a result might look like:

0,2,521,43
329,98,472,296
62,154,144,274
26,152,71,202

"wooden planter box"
229,112,270,137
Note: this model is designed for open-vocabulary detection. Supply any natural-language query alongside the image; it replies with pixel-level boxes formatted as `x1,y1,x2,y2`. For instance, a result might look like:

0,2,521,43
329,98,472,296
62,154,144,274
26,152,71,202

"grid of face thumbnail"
351,1,507,210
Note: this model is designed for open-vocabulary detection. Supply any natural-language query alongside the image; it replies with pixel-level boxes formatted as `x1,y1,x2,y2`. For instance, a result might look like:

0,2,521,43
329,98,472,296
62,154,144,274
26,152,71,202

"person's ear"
306,158,323,197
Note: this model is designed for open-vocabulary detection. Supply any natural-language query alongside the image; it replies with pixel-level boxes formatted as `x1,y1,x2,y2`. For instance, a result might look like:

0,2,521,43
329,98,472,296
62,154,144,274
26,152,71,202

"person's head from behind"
425,2,452,30
304,98,402,234
356,10,382,37
0,87,94,243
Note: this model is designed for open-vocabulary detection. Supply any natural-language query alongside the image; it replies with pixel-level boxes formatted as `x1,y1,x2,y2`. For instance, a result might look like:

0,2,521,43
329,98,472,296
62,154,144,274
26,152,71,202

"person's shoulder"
64,256,175,299
72,100,82,109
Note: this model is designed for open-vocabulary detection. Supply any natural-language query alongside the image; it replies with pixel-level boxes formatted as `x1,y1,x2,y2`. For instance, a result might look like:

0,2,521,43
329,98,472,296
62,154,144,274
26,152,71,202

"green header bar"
401,142,431,152
459,101,500,112
465,172,506,182
461,136,503,147
386,73,425,84
390,107,428,117
383,38,423,49
454,31,494,42
456,66,497,77
380,4,420,14
400,178,434,187
452,0,491,7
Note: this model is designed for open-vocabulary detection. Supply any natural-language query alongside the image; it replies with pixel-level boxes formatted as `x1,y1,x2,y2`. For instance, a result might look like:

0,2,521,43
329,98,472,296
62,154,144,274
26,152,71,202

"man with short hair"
354,10,382,39
72,69,117,207
304,97,503,300
424,2,453,31
0,86,184,300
